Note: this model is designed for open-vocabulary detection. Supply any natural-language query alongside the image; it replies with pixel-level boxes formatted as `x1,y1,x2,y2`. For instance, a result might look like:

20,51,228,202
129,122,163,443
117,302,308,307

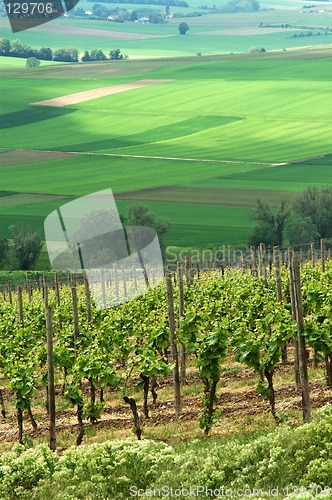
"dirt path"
31,79,173,107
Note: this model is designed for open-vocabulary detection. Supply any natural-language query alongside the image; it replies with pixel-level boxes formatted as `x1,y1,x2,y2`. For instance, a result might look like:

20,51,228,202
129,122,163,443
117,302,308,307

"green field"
2,46,332,249
2,1,332,58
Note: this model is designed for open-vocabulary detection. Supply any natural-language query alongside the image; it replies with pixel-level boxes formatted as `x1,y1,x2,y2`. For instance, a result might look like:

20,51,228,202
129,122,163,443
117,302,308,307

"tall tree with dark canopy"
291,187,332,240
248,198,289,248
0,239,9,269
178,22,189,34
11,227,42,270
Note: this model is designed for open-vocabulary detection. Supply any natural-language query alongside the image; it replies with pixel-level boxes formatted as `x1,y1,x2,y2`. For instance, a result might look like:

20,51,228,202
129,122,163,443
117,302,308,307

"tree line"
0,38,124,63
0,204,169,271
83,3,166,23
249,186,332,248
78,2,195,24
220,0,260,13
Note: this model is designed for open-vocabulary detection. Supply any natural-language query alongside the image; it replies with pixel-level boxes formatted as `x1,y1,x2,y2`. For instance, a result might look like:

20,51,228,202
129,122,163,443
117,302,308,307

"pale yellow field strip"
30,79,173,107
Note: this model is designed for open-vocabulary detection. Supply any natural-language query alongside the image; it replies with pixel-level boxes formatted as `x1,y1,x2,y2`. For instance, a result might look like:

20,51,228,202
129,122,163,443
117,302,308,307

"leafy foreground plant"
1,405,332,499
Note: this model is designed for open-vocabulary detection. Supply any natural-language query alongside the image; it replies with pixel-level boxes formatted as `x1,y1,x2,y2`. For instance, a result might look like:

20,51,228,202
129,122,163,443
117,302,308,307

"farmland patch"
0,192,71,208
28,23,165,40
0,149,80,167
115,186,300,207
196,27,298,36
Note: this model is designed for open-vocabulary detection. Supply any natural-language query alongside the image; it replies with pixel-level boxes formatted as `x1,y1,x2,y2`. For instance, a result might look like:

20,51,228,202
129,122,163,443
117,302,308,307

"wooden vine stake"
71,282,79,340
43,275,48,308
122,266,127,300
18,282,37,431
166,268,181,418
42,276,50,414
259,243,267,286
54,272,62,331
241,253,246,274
319,238,331,379
100,268,107,309
273,247,282,302
132,265,137,290
8,281,12,305
17,285,24,327
113,263,119,303
185,255,194,286
250,246,257,276
27,280,32,302
321,238,326,273
290,254,311,422
71,281,84,445
288,249,300,391
84,273,92,325
46,306,56,451
273,247,287,363
310,243,316,267
177,261,186,384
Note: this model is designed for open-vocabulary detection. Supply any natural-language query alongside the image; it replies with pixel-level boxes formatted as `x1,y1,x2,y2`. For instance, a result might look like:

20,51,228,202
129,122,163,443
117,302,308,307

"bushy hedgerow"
1,406,332,499
0,440,174,499
153,405,332,497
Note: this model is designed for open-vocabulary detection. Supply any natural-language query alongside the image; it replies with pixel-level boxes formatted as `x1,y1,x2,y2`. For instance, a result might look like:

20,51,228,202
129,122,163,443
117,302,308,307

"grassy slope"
0,56,65,68
2,53,332,247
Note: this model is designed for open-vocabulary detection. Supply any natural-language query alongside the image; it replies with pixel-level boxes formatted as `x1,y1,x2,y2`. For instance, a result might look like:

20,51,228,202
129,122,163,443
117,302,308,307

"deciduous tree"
0,38,11,56
178,22,189,34
11,227,42,270
26,57,40,68
248,198,289,247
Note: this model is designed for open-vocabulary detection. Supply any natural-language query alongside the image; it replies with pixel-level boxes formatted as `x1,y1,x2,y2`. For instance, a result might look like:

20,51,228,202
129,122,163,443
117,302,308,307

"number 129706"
5,3,54,15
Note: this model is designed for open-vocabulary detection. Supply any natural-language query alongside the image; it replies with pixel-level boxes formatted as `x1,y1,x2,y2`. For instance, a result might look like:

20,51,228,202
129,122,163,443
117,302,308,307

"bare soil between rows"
1,362,331,448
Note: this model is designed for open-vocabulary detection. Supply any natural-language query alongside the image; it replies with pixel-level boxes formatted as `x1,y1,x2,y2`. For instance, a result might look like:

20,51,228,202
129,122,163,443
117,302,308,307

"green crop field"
2,48,332,250
2,0,332,252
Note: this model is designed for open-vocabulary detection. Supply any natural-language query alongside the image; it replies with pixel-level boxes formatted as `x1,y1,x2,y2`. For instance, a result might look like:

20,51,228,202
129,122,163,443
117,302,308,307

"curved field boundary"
30,79,173,107
2,148,266,165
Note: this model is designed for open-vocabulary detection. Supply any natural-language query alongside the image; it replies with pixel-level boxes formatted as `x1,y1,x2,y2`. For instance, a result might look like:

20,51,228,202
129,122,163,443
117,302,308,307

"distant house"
84,11,92,15
138,17,149,22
